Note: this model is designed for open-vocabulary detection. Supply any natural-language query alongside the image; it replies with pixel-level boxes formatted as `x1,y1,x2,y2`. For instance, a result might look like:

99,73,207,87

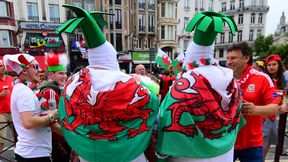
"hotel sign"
20,22,61,30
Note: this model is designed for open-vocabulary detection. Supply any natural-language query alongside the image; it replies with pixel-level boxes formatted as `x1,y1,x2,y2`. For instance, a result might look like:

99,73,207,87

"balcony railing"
139,3,145,9
28,16,39,21
224,5,269,14
50,17,60,22
148,26,155,32
148,4,155,10
116,22,122,29
139,25,145,32
184,6,190,10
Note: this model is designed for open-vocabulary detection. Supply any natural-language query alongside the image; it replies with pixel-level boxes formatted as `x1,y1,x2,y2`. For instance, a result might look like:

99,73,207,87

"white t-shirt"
11,83,52,158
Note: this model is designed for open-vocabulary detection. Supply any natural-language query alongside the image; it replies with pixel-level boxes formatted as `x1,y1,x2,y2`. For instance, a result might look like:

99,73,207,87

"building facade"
215,0,269,61
157,0,178,60
0,0,19,57
274,12,288,45
13,0,67,70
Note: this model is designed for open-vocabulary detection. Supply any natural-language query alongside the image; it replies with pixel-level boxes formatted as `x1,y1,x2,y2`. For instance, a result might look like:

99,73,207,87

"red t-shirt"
235,66,280,150
0,75,14,113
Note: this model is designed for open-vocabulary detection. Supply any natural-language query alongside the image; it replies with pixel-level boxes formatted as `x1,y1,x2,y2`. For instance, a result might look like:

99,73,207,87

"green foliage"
271,44,288,62
253,34,274,57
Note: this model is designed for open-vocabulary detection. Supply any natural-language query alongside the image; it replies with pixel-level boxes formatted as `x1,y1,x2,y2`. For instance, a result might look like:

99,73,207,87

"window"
109,9,113,29
161,3,165,17
167,3,174,18
138,14,145,31
221,2,226,12
161,26,165,39
259,0,264,6
230,1,235,10
208,0,213,10
49,4,60,22
110,33,114,46
167,25,173,40
27,2,39,21
257,29,262,37
228,34,233,43
184,0,190,10
137,37,142,49
238,14,243,24
258,13,263,23
115,9,122,29
219,49,224,58
251,13,255,23
109,0,112,5
199,0,204,11
220,33,225,43
0,1,9,17
0,30,12,47
239,0,244,9
148,38,153,48
251,0,257,6
116,33,122,51
72,0,81,7
184,40,189,50
184,17,189,29
115,0,121,5
148,14,155,32
195,0,198,11
84,0,94,11
249,30,254,41
148,0,155,9
237,30,242,42
138,0,145,9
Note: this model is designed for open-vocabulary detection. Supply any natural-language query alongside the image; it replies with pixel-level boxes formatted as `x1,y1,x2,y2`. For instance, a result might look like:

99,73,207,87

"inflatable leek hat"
45,52,68,72
56,4,119,71
184,11,237,70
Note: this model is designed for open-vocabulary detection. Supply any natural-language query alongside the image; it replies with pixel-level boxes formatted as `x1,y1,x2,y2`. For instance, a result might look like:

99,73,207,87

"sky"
265,0,288,36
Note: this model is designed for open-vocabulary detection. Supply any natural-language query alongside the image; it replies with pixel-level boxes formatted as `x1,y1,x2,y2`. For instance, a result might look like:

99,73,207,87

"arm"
279,89,287,113
50,122,63,136
242,102,278,116
20,110,58,129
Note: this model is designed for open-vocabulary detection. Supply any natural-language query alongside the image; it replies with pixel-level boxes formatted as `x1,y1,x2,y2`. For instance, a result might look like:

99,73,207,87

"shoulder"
251,70,274,87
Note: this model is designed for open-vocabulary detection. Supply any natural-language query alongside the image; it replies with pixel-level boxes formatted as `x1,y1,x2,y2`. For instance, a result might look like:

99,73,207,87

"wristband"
48,114,55,124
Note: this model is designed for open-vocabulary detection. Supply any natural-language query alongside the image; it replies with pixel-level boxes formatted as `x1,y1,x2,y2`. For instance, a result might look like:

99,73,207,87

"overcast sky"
265,0,288,36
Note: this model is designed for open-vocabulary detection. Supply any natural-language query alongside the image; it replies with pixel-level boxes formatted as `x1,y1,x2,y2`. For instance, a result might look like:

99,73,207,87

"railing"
116,22,122,29
148,4,155,10
148,26,155,32
224,5,269,14
139,3,145,9
50,17,60,22
28,16,39,21
0,122,16,162
184,6,190,10
139,25,145,32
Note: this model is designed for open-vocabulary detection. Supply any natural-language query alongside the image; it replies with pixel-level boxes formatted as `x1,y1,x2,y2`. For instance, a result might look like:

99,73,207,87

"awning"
0,55,47,72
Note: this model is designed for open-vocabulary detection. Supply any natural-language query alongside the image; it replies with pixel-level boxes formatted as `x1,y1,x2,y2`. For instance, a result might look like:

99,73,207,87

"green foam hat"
185,11,237,46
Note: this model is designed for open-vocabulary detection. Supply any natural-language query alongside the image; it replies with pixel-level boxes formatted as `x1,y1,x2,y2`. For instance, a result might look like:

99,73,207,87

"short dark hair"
227,42,253,65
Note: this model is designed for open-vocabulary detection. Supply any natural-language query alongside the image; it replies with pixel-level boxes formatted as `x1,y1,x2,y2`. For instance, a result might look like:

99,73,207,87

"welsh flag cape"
155,49,171,70
59,68,159,162
156,66,246,158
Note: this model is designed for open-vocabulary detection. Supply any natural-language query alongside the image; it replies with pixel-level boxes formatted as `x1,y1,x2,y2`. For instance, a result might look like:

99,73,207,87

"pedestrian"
56,4,159,162
3,54,60,162
0,59,14,162
226,42,280,162
262,54,287,158
39,52,70,162
135,64,146,76
157,11,244,162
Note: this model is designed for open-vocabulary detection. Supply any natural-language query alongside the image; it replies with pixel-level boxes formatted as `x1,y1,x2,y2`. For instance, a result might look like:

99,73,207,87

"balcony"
224,5,269,14
116,22,122,29
148,26,155,32
139,25,145,32
50,17,60,22
139,3,145,9
184,6,190,10
28,16,39,21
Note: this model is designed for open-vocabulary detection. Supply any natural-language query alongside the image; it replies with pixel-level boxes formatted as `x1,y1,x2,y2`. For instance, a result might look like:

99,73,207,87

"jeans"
234,147,263,162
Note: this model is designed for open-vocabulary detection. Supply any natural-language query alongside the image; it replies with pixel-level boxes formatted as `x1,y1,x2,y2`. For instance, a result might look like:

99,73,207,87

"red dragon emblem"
164,71,241,139
62,68,152,140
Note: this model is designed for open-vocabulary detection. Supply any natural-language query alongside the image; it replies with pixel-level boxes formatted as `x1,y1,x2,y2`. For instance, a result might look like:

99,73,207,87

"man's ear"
243,55,250,64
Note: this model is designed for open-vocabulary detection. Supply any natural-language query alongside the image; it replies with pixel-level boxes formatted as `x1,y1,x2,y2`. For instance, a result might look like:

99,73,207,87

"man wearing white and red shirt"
0,59,14,159
226,42,280,162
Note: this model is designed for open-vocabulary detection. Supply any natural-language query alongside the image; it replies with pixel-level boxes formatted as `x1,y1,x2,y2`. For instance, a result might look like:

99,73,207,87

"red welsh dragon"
62,68,152,140
164,71,241,139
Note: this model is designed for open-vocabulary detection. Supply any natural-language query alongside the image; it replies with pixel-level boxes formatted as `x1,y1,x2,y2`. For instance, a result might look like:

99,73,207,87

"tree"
271,43,288,62
253,34,274,59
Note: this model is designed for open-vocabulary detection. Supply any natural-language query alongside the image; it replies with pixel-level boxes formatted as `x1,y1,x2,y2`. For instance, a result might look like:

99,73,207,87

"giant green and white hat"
56,4,119,71
184,11,237,70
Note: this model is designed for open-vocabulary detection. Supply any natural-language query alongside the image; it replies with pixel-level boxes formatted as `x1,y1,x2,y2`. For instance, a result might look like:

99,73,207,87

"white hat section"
87,41,120,71
3,54,35,74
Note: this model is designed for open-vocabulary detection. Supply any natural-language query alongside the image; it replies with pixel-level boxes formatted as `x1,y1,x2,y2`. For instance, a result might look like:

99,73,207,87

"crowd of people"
0,5,287,162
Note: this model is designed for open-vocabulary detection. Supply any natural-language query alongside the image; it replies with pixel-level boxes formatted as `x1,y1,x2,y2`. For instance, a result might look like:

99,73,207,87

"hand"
0,89,9,97
279,104,286,114
48,109,59,119
242,101,257,116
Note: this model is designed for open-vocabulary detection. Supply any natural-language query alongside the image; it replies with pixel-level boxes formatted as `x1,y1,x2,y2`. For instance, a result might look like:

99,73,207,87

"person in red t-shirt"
226,42,280,162
0,59,14,157
263,54,287,158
